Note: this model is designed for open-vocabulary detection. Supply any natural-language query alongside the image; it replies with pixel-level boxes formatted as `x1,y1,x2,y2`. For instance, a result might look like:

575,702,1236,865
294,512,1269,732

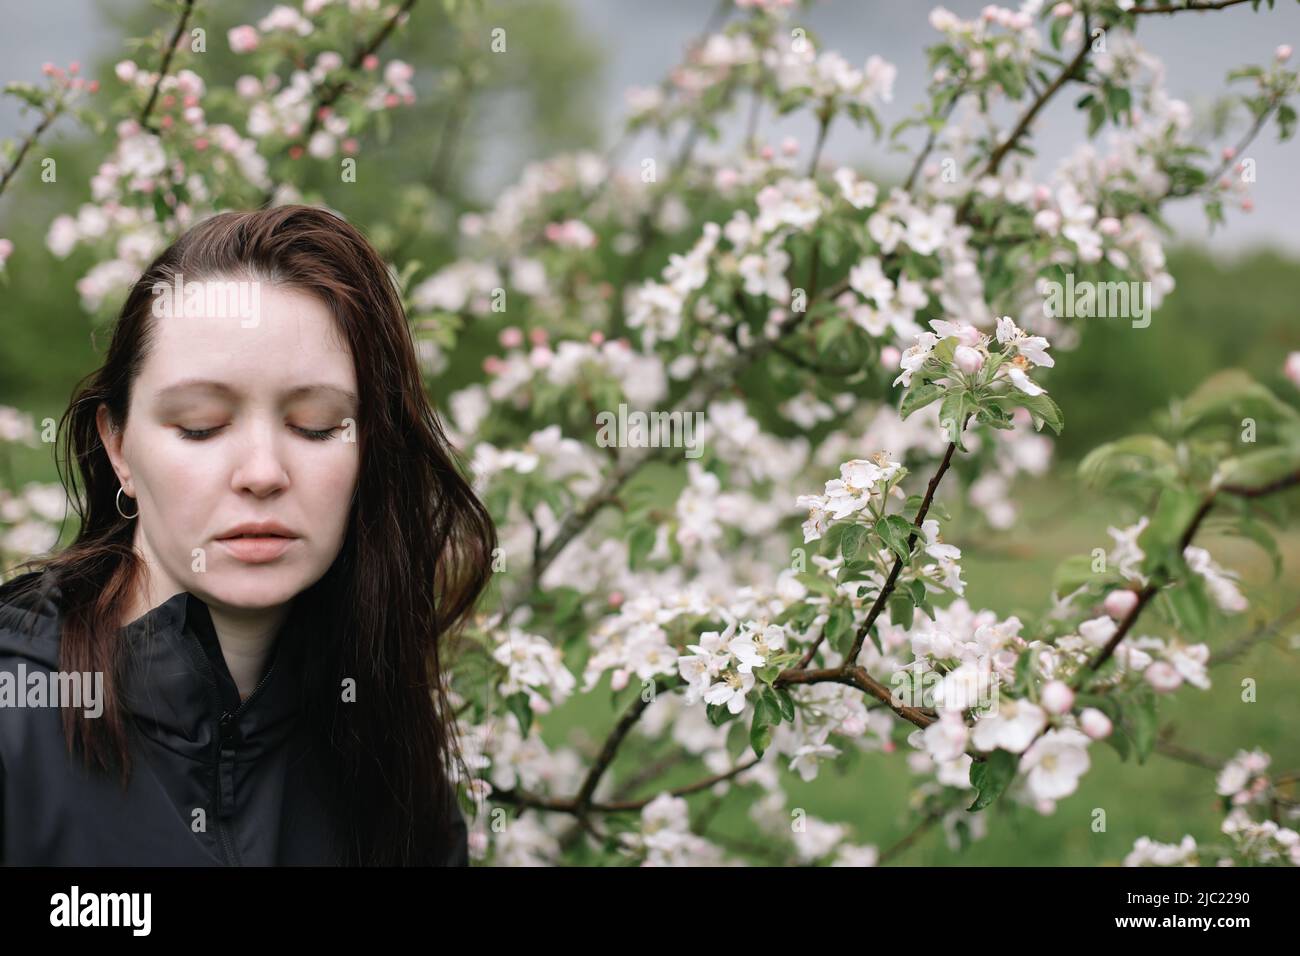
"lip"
215,521,300,564
216,536,297,563
217,520,299,539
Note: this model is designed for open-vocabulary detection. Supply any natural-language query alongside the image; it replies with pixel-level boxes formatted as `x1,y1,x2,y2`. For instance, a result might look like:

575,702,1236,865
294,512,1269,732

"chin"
200,571,307,612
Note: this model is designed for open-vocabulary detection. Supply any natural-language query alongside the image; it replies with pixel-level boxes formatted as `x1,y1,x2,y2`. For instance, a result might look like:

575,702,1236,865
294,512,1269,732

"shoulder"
0,568,64,668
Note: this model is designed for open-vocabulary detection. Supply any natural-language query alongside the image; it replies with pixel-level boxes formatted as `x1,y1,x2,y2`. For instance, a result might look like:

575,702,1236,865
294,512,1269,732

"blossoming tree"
2,0,1300,866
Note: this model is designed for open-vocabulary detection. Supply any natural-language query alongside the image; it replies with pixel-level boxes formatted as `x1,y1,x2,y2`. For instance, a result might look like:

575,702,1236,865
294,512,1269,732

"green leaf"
1078,434,1178,489
825,604,854,657
505,691,533,737
1165,577,1211,638
968,749,1018,811
1178,369,1299,437
776,688,796,723
1217,443,1300,491
627,524,656,570
938,390,969,448
875,515,912,564
1139,486,1203,574
750,694,776,758
888,590,915,630
1013,391,1064,435
840,524,870,561
900,382,944,420
1053,553,1102,594
1121,685,1158,764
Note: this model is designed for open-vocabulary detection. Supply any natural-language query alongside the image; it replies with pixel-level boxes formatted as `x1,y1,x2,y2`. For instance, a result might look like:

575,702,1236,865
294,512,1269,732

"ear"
96,402,132,495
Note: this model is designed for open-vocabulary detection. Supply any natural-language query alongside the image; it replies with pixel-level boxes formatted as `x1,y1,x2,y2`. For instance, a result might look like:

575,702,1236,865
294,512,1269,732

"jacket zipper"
188,633,279,867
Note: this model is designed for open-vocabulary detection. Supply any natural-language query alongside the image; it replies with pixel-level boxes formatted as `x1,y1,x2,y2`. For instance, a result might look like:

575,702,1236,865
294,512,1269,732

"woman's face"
98,280,360,612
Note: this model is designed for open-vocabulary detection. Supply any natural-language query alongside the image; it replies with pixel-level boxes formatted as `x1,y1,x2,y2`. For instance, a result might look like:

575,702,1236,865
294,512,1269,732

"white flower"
1005,364,1046,396
833,168,878,209
922,710,969,762
995,315,1054,367
971,698,1046,754
1183,546,1247,613
1108,518,1149,583
703,669,756,715
848,256,894,306
1124,835,1198,867
789,743,842,782
1021,728,1091,801
894,331,938,387
796,493,830,543
823,457,891,519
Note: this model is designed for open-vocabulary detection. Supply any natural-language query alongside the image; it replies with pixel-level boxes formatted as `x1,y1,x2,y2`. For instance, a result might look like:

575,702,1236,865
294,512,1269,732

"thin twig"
139,0,196,133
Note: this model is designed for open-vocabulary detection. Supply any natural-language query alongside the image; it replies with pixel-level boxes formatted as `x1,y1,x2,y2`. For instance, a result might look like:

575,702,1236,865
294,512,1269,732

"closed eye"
176,425,341,441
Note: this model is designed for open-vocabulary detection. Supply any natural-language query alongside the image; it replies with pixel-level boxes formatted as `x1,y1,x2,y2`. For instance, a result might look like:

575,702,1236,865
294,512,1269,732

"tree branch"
1085,469,1300,677
139,0,196,133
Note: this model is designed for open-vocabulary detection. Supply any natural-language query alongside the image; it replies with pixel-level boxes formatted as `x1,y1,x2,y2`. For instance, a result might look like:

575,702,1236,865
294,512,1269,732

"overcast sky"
4,0,1299,254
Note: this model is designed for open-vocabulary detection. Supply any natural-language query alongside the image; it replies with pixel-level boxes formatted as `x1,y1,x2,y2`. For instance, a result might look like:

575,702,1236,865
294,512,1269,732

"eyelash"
177,425,339,442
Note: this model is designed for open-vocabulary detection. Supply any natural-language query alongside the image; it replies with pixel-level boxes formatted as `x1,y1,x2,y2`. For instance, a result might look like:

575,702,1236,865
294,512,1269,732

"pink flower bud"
498,326,524,348
953,345,984,375
1221,146,1237,161
1103,589,1139,620
1283,351,1300,388
760,145,775,160
1277,44,1293,63
529,327,549,346
1144,661,1183,693
1080,707,1113,740
880,345,901,368
610,669,630,692
589,330,605,345
482,356,504,375
781,136,799,156
227,25,259,54
1041,680,1075,715
607,590,624,608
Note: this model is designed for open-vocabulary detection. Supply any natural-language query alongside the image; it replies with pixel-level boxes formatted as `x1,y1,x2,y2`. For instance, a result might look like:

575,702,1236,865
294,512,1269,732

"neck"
207,601,291,700
124,534,292,700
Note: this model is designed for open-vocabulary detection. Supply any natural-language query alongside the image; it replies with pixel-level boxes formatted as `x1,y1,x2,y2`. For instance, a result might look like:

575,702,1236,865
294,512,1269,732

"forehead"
137,282,356,396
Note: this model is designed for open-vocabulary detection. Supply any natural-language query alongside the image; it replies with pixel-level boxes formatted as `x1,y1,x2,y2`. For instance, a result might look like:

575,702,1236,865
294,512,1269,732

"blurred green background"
2,0,1298,865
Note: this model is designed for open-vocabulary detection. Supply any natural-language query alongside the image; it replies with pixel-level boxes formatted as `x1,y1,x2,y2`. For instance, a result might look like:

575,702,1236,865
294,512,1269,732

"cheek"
298,446,359,539
131,431,219,518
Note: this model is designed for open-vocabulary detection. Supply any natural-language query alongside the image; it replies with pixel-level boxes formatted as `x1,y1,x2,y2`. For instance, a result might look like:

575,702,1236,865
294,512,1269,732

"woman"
0,205,496,865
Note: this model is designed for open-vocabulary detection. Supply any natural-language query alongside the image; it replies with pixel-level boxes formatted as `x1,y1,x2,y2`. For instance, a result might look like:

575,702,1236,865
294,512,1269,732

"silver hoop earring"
116,485,139,520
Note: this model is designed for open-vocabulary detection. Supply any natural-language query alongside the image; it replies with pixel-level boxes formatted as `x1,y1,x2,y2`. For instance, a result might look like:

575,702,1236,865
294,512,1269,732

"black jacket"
0,568,468,866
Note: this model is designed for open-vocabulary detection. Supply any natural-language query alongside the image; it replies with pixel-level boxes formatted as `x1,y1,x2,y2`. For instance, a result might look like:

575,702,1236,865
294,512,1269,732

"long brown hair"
7,204,496,865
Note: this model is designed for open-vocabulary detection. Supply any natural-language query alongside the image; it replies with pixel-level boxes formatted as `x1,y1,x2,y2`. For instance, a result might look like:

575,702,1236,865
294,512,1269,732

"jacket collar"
116,583,305,755
0,568,306,754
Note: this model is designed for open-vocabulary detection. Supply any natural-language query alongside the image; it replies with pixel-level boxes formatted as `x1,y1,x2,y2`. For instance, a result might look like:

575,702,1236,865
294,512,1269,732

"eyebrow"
155,378,359,406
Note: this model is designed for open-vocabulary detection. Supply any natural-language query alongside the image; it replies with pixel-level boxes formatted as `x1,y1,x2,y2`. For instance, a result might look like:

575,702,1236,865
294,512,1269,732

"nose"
230,420,290,497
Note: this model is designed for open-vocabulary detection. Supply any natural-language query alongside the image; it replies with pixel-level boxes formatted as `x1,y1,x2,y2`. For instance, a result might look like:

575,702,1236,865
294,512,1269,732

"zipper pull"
218,711,239,746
